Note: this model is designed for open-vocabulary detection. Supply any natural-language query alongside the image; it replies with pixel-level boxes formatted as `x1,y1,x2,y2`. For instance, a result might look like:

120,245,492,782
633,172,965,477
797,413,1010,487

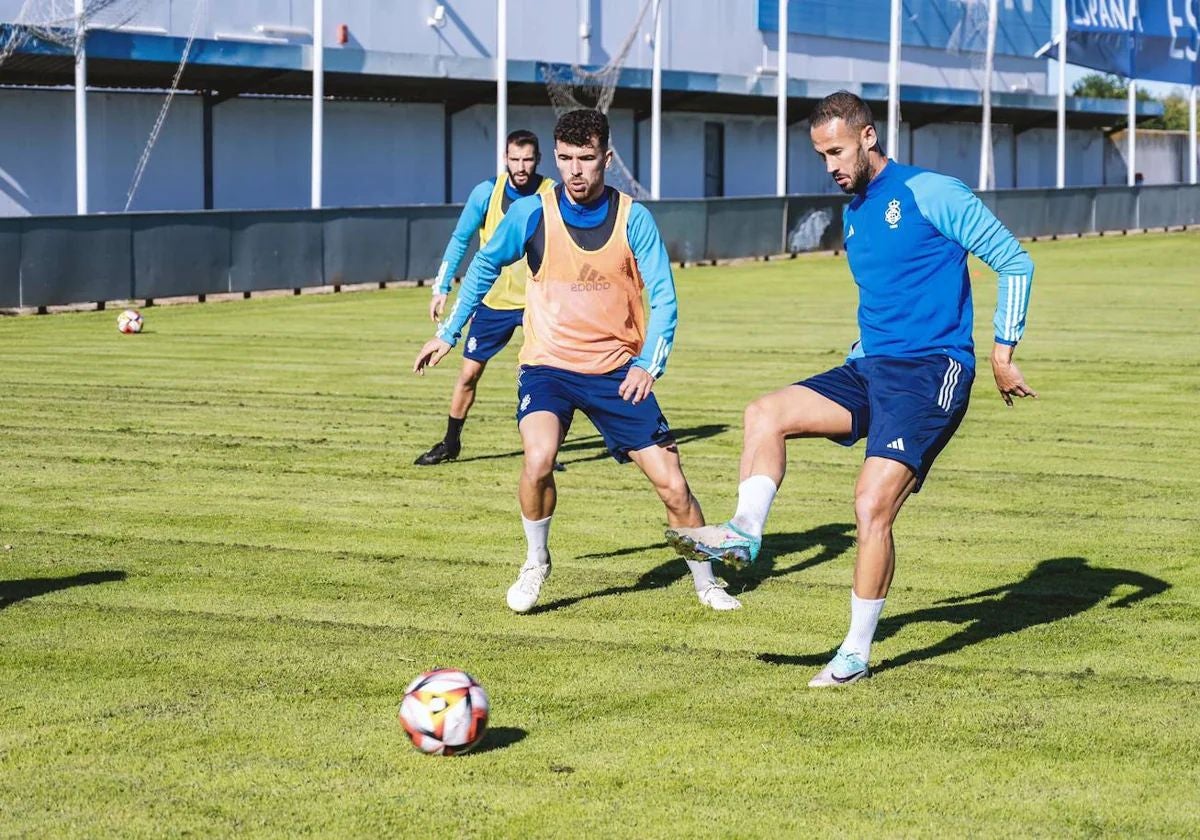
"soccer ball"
398,668,489,756
116,309,143,334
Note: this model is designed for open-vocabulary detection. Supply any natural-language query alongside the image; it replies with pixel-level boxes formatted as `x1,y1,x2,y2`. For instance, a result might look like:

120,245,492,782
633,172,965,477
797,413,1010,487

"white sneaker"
506,555,551,613
697,583,742,611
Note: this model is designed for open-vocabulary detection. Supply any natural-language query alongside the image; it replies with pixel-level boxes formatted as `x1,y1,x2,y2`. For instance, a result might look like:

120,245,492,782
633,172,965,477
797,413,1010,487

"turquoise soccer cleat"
664,521,762,571
807,650,871,688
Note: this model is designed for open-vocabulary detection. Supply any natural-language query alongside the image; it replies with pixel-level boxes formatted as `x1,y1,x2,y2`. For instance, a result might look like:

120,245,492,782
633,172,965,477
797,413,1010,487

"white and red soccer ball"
398,668,489,756
116,309,143,334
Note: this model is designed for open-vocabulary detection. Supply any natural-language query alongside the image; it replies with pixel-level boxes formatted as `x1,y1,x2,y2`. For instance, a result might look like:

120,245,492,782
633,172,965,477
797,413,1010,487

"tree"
1071,72,1130,99
1149,93,1189,131
1070,73,1188,130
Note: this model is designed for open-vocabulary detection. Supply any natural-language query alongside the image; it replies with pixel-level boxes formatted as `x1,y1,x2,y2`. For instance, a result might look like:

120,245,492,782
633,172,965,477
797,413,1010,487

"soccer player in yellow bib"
414,109,740,613
416,129,556,466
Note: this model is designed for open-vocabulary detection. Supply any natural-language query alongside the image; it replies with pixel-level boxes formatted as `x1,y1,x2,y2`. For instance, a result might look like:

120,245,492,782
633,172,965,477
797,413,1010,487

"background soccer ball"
116,309,143,334
398,668,489,756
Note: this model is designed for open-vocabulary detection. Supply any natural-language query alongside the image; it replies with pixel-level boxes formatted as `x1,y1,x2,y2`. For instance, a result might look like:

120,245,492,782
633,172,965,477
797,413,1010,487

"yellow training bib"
480,175,556,311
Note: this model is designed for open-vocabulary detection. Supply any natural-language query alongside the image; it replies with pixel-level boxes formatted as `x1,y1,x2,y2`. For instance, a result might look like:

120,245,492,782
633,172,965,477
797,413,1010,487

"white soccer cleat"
506,555,551,613
697,583,742,611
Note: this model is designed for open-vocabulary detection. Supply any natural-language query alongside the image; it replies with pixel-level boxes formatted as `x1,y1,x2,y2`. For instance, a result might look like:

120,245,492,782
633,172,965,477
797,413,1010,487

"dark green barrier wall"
2,185,1199,308
133,213,232,299
0,220,21,307
705,198,786,260
785,196,847,253
322,209,407,286
21,216,132,307
646,200,709,264
1093,189,1139,233
405,206,465,282
230,211,323,293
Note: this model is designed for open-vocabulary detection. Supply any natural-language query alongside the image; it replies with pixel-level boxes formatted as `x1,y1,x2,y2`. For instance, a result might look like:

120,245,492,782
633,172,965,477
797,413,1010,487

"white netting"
124,0,205,210
544,0,655,198
945,0,992,57
945,0,997,189
0,0,204,210
0,0,156,64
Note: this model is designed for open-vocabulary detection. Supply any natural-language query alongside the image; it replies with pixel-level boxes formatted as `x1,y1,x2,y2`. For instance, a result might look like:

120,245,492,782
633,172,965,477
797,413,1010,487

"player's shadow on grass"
530,523,854,614
452,424,729,466
0,570,127,610
757,556,1170,672
731,523,855,596
469,726,527,755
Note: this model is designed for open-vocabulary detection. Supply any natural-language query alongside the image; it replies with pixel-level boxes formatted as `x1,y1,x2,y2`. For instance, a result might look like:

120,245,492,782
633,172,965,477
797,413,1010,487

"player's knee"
458,365,484,389
522,446,557,479
656,474,692,513
854,487,893,533
743,398,781,438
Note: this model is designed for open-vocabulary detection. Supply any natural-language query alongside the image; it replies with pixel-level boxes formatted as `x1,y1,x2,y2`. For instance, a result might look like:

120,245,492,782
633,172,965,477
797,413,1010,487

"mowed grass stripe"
1,231,1198,835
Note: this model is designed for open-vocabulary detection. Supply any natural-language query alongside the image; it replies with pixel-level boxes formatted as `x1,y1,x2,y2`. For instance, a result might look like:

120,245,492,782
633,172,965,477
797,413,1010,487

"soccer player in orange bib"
415,109,739,614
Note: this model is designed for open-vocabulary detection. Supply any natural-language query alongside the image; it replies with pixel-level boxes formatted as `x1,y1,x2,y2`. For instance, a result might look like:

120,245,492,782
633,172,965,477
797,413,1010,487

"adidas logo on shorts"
886,438,906,452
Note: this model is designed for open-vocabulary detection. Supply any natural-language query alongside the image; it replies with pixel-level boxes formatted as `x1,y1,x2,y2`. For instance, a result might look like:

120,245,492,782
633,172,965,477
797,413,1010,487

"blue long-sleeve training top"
433,175,546,294
437,186,678,378
844,161,1034,368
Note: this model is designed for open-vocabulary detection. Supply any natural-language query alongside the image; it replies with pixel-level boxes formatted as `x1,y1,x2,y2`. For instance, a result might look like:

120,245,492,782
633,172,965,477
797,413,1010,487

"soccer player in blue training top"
665,90,1037,686
415,129,556,465
414,109,740,614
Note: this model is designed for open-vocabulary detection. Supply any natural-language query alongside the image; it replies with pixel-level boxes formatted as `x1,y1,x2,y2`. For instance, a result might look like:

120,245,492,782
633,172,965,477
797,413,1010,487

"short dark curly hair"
554,109,609,150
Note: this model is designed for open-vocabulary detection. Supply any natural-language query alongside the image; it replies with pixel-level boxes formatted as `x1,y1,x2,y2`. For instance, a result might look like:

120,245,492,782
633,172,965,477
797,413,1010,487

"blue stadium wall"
0,0,1191,216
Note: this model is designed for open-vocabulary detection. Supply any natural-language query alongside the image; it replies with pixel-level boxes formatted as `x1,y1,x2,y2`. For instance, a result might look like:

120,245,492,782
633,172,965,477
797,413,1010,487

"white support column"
1056,0,1067,189
1189,86,1197,185
311,0,324,208
577,0,590,64
497,0,508,172
887,0,901,161
775,0,787,196
1127,79,1137,187
650,0,663,199
74,0,88,215
978,0,998,192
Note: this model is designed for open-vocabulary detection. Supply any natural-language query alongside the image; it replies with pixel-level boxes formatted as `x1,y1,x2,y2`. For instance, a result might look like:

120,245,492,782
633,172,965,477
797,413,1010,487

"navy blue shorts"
515,364,673,463
798,354,974,491
463,304,524,362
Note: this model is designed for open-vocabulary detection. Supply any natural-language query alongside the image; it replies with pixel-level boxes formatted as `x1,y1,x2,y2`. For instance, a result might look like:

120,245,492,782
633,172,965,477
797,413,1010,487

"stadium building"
0,0,1179,216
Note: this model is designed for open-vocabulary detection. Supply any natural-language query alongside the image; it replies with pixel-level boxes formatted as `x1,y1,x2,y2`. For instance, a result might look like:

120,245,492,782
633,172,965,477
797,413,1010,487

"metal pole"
311,0,324,208
776,0,787,196
650,0,663,199
978,0,998,191
1056,0,1067,188
887,0,901,161
1189,85,1197,185
497,0,508,172
578,0,590,64
74,0,87,214
1127,79,1136,187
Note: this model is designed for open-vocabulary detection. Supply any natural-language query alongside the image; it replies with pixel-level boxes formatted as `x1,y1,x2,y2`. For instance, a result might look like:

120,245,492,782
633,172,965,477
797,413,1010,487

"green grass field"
2,232,1198,837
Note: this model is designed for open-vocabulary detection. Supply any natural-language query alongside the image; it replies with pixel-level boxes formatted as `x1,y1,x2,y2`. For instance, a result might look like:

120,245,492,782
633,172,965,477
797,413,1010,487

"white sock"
521,515,551,565
840,590,886,661
685,558,717,593
729,475,778,538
